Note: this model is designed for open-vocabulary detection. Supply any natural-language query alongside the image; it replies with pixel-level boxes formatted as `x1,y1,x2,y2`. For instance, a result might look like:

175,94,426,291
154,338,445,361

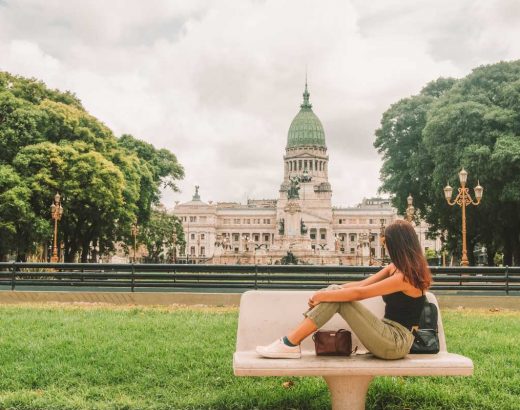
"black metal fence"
0,263,519,294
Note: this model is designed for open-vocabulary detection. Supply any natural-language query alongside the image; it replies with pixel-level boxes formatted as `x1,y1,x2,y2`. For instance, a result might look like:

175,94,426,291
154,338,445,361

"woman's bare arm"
311,270,405,305
340,263,395,289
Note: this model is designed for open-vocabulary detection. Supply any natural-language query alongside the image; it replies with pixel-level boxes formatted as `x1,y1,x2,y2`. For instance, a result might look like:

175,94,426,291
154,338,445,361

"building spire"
301,75,312,109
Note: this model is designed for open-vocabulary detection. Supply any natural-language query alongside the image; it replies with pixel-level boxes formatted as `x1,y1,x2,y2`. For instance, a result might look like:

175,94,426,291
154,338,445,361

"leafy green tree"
375,61,520,265
138,208,185,263
0,165,49,261
0,71,184,262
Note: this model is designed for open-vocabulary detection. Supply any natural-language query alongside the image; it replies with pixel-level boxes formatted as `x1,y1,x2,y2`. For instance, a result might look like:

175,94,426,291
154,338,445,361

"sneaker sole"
256,349,301,359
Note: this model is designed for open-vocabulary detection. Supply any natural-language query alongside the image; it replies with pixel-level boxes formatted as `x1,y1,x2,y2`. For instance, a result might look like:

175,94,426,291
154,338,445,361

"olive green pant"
305,285,415,360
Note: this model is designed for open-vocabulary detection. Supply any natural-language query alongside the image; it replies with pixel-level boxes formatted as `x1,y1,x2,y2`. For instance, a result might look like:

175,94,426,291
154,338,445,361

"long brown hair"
384,220,432,290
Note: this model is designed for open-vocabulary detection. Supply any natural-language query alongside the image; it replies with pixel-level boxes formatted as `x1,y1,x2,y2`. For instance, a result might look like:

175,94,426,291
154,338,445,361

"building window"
349,218,357,224
233,233,239,242
350,248,355,253
190,233,195,240
234,218,241,224
234,247,239,253
200,234,205,240
320,228,326,240
350,233,356,242
263,234,270,242
244,219,250,224
299,159,302,170
223,219,230,224
189,216,196,222
190,246,195,256
254,234,259,241
200,246,205,256
369,219,374,224
310,228,317,240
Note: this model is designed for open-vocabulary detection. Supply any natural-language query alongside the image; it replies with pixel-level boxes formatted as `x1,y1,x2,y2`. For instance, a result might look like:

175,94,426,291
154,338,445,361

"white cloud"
0,0,519,208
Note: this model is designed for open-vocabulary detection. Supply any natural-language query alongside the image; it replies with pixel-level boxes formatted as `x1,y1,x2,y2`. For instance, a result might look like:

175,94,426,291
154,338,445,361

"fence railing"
0,263,519,294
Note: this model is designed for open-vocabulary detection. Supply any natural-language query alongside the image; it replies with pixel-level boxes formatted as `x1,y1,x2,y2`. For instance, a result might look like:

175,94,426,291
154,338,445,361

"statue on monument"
278,219,285,235
287,176,301,199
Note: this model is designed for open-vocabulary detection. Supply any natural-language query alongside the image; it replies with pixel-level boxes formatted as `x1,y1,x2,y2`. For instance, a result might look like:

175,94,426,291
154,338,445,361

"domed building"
173,83,439,264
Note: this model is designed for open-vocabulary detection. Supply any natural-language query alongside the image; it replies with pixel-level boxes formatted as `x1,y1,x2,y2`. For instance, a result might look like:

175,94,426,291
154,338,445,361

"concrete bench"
233,290,473,410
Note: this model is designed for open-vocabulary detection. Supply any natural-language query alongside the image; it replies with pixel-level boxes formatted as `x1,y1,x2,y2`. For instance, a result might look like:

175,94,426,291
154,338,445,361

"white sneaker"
256,338,301,359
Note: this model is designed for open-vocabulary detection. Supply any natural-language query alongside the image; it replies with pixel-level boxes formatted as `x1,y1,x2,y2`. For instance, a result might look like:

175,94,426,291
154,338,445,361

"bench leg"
323,375,373,410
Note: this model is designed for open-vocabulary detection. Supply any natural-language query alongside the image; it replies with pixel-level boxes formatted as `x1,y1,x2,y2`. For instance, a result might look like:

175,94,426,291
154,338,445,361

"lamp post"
131,223,139,263
379,219,386,261
405,194,415,223
50,193,64,263
443,168,483,266
172,232,177,263
368,230,373,266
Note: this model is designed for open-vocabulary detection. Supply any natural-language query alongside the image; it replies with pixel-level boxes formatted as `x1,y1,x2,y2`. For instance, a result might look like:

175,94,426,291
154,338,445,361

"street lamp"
406,194,415,223
50,193,64,263
443,168,483,266
368,230,373,266
379,219,386,261
131,223,139,263
172,232,177,263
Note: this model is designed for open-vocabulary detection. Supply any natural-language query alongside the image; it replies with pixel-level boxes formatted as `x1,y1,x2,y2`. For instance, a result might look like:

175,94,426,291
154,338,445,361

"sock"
282,336,297,347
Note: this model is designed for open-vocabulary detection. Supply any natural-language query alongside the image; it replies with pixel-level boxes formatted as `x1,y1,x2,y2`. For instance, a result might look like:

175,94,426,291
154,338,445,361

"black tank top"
383,291,426,330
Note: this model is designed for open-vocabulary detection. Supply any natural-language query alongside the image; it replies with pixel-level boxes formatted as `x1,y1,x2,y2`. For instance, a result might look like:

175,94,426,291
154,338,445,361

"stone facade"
173,84,440,265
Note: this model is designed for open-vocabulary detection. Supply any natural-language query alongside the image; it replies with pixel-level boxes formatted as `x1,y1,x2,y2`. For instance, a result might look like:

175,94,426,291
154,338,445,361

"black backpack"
410,301,440,354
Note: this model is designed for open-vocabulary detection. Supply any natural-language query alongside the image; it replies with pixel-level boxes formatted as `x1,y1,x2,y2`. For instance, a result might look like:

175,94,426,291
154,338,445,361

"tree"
0,165,49,261
0,71,184,262
375,60,520,265
138,208,185,263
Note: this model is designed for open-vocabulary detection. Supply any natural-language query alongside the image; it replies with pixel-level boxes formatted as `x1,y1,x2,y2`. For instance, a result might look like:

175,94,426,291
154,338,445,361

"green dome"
287,83,326,148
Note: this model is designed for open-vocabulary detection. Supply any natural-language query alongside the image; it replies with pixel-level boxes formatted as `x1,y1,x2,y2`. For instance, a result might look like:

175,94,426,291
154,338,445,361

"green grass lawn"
0,303,517,410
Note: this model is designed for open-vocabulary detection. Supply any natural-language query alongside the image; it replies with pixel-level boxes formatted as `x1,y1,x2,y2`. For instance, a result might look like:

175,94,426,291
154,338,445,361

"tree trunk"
80,245,89,263
503,232,513,266
512,232,520,266
467,239,475,266
485,242,496,267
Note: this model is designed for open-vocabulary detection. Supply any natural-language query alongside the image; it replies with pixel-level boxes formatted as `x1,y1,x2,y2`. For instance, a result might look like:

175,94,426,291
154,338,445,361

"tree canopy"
0,72,184,262
138,206,185,263
374,60,520,265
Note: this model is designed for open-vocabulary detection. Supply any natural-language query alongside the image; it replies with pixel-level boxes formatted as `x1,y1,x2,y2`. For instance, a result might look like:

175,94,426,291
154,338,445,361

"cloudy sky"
1,0,520,208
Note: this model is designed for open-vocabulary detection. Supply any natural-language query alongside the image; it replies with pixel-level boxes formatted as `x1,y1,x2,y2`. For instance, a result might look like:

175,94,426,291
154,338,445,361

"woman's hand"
308,291,325,308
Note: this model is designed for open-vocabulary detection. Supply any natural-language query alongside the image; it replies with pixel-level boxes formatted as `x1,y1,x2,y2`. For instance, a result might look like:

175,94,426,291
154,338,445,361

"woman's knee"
372,346,409,360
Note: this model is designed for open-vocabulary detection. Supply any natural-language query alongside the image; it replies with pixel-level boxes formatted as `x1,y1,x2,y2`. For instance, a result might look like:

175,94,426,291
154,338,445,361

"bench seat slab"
234,351,473,377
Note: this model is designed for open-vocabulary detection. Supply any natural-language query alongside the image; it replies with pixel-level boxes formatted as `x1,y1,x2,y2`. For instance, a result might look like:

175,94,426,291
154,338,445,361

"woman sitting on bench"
256,220,432,360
